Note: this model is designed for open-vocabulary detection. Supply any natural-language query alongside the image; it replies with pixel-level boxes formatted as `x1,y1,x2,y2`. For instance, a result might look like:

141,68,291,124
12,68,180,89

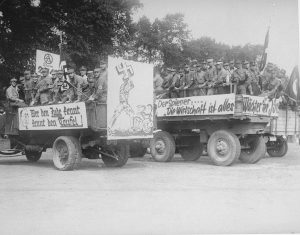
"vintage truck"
0,102,135,170
149,92,281,166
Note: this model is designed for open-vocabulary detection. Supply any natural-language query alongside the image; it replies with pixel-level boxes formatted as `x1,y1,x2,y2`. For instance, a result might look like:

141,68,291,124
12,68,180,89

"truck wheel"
207,130,241,166
239,135,266,164
129,142,147,158
102,144,129,167
52,136,82,171
267,138,288,157
25,150,42,162
150,131,175,162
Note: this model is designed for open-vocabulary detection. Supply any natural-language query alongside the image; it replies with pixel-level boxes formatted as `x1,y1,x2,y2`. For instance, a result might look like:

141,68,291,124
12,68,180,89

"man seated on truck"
6,78,27,108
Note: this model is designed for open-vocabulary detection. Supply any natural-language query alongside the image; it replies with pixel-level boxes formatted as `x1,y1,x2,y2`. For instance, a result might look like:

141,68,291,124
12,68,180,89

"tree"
0,0,141,84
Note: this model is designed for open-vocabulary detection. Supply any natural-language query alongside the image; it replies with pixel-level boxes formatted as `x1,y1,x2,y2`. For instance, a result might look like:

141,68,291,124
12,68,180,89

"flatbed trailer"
150,93,279,166
0,102,132,170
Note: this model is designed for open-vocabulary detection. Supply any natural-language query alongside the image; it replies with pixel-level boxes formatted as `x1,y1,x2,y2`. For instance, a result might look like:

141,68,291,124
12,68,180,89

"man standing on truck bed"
231,60,252,95
33,67,52,105
205,58,217,95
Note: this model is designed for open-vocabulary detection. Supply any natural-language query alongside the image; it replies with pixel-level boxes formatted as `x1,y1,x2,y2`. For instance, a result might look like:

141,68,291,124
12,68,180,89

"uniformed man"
182,64,195,97
248,61,262,95
215,60,228,94
262,68,282,98
205,58,217,95
91,63,107,103
169,68,181,98
193,64,207,96
31,73,39,103
161,68,175,98
231,60,252,95
87,70,94,80
223,62,232,93
229,60,235,74
23,70,32,105
33,67,52,105
52,70,68,103
242,60,250,70
79,66,88,83
6,78,26,107
81,76,97,102
66,68,85,102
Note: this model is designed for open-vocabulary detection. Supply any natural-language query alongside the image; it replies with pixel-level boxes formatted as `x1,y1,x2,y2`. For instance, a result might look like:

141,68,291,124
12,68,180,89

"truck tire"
207,130,241,166
150,131,175,162
129,142,147,158
102,144,129,167
52,136,82,171
25,150,42,162
239,135,266,164
267,138,288,157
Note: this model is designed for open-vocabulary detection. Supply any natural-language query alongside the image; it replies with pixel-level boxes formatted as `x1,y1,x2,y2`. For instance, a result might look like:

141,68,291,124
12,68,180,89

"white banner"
36,49,60,74
156,94,236,117
107,57,154,140
242,95,279,117
18,102,88,130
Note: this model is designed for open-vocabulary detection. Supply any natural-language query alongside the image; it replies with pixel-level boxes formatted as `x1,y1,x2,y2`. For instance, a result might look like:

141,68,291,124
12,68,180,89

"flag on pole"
259,28,270,71
285,66,300,102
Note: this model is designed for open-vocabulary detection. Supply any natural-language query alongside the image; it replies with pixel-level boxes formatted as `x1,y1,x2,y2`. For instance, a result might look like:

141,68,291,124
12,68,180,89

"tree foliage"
0,0,141,84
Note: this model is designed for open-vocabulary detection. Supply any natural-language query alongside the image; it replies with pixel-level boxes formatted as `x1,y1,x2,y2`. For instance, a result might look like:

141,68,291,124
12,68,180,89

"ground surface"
0,144,300,234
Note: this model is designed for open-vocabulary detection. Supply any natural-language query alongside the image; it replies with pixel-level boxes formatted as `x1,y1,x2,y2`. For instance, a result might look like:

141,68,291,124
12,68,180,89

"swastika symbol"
116,62,134,78
44,53,53,64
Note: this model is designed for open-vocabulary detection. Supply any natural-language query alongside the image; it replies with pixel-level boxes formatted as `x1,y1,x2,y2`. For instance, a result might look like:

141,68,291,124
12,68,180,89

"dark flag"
285,66,300,102
259,28,270,72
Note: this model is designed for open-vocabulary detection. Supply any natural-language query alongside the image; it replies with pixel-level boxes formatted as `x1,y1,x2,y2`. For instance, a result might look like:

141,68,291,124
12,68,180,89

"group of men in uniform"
154,58,283,99
6,63,108,108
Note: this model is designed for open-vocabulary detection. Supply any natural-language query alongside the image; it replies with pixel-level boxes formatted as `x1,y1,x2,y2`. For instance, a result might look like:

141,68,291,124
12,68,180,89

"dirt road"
1,144,300,234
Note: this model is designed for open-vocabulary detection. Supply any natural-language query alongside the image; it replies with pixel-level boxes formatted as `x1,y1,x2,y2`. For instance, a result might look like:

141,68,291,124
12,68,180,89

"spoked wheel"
101,144,129,167
239,135,266,164
207,130,241,166
52,136,82,171
25,150,42,162
150,131,175,162
178,136,203,161
267,137,288,157
129,142,147,158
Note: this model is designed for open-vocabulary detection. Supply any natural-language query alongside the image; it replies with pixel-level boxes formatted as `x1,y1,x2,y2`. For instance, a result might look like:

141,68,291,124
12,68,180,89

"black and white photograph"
0,0,299,234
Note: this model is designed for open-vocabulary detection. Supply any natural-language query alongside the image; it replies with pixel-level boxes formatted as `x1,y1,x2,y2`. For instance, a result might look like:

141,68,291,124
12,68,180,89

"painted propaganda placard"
18,102,88,130
107,57,154,140
36,49,60,74
242,95,279,117
156,93,236,117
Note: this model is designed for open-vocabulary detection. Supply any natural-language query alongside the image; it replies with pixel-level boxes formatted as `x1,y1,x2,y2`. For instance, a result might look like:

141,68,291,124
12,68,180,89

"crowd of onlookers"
4,62,108,109
153,59,287,99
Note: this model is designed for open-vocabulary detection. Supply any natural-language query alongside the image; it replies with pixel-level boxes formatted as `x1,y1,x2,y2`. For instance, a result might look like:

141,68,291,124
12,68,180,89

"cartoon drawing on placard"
109,62,135,132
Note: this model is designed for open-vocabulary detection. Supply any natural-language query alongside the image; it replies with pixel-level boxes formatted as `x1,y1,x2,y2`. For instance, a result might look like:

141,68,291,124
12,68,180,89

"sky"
133,0,299,75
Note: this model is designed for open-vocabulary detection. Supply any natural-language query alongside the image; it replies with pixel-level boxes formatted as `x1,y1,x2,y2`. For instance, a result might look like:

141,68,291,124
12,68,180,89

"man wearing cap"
182,64,195,97
51,70,69,103
193,64,207,96
79,66,88,83
168,68,181,98
30,73,40,104
66,68,85,102
6,78,26,108
81,76,97,102
248,61,262,95
215,61,228,94
87,70,94,80
33,67,52,105
91,63,108,103
229,60,236,74
223,62,232,93
205,58,217,95
161,68,175,98
243,60,250,70
231,60,252,95
262,68,281,98
23,70,33,105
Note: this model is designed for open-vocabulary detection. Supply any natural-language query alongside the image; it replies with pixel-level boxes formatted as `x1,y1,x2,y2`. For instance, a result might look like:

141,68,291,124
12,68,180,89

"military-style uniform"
215,68,228,94
35,76,52,105
182,71,195,97
193,70,206,96
24,77,33,105
248,69,262,95
231,68,251,95
205,66,217,95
